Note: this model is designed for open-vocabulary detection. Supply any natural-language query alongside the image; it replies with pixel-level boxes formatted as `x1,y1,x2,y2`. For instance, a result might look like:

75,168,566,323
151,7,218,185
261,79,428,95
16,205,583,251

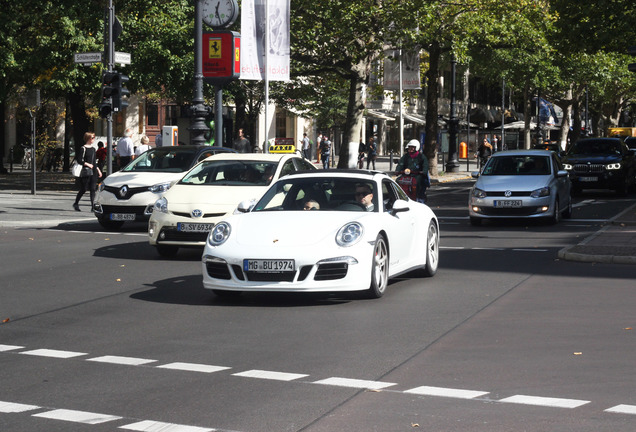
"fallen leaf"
411,423,420,428
573,352,582,355
2,318,10,323
625,327,632,330
116,278,121,282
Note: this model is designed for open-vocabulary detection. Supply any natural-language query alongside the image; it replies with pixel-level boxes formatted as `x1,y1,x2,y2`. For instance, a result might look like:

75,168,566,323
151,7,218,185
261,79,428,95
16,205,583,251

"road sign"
74,52,102,64
115,51,131,65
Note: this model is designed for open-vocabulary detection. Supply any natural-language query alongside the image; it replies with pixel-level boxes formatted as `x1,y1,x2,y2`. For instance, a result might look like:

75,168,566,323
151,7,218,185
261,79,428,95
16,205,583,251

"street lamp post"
190,0,210,145
445,54,460,173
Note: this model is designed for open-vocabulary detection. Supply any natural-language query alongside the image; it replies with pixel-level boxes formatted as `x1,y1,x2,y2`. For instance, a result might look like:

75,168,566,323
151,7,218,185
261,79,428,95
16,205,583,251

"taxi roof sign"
269,144,297,153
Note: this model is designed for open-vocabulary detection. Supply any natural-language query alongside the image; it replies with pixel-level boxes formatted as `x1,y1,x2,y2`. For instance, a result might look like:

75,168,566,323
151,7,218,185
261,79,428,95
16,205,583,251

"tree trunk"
338,61,369,169
67,90,91,155
424,41,441,175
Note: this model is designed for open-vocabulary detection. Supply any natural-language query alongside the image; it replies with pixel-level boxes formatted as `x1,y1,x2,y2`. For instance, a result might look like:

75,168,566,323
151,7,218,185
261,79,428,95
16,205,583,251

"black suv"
562,137,635,195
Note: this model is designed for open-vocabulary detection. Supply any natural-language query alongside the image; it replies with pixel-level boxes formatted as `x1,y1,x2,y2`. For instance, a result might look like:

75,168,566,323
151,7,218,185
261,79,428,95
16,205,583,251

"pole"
29,109,36,195
215,85,223,146
500,77,505,151
106,0,114,176
399,49,404,157
263,0,269,152
467,99,471,171
445,54,459,173
190,0,210,145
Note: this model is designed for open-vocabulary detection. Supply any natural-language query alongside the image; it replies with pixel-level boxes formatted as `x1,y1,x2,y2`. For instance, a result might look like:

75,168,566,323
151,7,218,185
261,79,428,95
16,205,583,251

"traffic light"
629,46,636,73
112,72,130,111
98,71,118,118
100,71,129,113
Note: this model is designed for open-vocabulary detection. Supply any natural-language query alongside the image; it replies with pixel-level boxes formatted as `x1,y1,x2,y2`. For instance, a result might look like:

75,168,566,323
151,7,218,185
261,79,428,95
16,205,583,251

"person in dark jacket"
396,139,429,203
73,132,102,211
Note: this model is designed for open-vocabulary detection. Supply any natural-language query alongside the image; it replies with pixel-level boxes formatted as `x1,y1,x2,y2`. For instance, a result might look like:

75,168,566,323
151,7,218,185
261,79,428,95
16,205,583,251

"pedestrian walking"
320,136,331,169
366,137,377,170
233,128,251,153
301,133,311,159
116,128,134,168
73,132,101,211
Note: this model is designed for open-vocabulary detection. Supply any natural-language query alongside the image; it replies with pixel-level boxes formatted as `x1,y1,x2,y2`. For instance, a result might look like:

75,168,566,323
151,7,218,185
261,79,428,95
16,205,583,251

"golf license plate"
111,213,135,221
244,259,295,272
177,222,213,232
494,200,522,208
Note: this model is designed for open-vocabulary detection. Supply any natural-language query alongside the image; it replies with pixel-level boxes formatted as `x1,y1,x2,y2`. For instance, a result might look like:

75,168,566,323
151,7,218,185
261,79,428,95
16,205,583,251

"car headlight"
606,162,621,170
336,222,363,247
530,187,550,198
563,163,573,170
208,222,231,246
149,181,173,193
154,197,168,213
472,188,487,198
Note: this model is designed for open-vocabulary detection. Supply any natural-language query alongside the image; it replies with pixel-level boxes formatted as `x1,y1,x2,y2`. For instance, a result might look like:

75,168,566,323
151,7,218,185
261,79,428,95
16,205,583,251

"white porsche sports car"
149,152,316,257
201,170,439,299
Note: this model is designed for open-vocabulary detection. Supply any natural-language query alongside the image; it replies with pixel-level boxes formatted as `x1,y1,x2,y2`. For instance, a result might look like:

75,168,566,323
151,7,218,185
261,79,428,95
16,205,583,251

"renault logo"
504,190,512,197
118,186,128,198
191,209,203,218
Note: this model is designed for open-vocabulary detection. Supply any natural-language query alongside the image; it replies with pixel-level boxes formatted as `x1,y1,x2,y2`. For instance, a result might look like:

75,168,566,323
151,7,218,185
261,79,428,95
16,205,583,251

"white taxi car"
148,152,316,257
93,145,234,229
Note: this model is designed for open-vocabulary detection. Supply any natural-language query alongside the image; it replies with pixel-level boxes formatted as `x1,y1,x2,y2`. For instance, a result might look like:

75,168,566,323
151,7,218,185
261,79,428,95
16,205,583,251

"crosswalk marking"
33,408,122,424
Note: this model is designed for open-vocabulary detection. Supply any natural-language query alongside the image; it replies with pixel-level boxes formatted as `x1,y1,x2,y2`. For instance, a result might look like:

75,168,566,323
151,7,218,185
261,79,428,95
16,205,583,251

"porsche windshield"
253,177,378,212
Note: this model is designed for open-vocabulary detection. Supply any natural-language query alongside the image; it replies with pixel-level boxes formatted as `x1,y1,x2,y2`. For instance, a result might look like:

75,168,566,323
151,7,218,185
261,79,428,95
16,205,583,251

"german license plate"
177,222,213,232
110,213,136,221
244,259,295,272
579,176,597,182
494,200,522,208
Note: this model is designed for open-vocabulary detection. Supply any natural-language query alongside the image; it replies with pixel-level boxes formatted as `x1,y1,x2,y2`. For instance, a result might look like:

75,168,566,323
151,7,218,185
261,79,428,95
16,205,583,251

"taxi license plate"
579,176,597,182
111,213,135,221
494,200,522,208
244,259,295,272
177,222,213,232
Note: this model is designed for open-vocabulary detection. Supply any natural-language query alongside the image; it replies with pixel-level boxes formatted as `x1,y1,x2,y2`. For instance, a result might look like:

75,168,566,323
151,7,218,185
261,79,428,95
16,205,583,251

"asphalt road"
1,183,636,432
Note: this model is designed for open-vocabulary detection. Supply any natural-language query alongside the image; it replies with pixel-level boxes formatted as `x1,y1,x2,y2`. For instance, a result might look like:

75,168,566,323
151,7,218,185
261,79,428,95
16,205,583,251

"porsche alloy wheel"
422,220,439,277
366,235,389,298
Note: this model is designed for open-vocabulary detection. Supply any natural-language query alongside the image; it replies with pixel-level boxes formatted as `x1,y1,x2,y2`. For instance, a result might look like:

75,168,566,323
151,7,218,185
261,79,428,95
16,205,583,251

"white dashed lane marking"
157,362,231,374
32,408,122,424
233,369,309,381
120,420,215,431
404,386,489,399
87,355,157,366
313,377,396,390
606,405,636,415
499,394,590,409
0,344,24,352
0,401,40,413
19,348,87,358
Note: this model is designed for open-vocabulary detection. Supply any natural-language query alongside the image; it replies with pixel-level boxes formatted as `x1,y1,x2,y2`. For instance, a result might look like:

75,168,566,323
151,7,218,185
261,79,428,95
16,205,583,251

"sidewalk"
2,161,635,265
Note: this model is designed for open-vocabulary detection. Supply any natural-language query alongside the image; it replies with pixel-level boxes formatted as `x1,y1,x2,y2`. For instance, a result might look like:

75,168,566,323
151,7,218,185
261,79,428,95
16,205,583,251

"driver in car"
355,184,375,211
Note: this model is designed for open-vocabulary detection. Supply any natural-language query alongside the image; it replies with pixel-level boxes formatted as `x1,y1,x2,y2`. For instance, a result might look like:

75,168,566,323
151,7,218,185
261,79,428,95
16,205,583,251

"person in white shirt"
116,128,134,168
134,136,151,159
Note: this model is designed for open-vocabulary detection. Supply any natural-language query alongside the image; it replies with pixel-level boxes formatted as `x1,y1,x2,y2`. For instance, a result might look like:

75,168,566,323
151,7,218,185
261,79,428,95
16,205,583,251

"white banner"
240,0,290,81
383,49,421,90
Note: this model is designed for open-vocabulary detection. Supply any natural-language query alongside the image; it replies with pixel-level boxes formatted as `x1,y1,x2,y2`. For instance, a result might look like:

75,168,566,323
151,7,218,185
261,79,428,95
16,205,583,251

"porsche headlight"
149,181,173,193
98,182,106,192
208,222,231,246
472,188,487,198
530,187,550,198
154,197,168,213
336,222,363,247
606,162,621,170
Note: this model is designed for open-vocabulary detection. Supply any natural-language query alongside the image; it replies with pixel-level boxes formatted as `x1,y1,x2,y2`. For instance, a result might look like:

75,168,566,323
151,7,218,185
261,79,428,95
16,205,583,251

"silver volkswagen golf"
469,149,572,225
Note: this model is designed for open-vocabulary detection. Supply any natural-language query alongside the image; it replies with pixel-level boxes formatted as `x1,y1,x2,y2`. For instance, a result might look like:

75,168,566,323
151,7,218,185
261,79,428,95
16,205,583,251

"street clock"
202,0,239,28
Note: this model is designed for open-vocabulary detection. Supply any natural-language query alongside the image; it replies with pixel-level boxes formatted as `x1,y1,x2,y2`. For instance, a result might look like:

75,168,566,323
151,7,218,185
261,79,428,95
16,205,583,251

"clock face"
202,0,239,28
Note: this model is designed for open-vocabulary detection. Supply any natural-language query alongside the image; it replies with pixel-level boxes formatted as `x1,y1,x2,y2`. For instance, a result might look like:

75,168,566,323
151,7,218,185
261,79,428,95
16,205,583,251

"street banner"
240,0,290,81
383,49,421,90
